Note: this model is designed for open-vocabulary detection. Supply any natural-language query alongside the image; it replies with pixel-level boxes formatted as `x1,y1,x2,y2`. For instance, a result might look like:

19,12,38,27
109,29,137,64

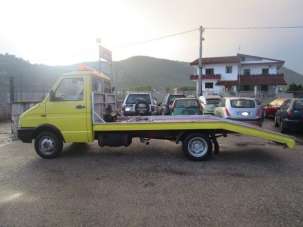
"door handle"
75,104,86,109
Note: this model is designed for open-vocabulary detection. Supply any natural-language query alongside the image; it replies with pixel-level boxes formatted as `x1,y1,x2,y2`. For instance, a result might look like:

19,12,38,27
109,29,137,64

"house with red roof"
190,53,287,98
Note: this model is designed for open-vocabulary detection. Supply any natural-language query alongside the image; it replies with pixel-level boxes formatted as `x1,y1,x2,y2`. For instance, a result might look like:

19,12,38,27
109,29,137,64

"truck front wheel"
35,131,63,159
182,134,212,161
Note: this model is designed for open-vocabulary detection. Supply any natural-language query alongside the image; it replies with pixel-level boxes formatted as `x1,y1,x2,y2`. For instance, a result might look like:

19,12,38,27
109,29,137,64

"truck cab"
18,68,114,158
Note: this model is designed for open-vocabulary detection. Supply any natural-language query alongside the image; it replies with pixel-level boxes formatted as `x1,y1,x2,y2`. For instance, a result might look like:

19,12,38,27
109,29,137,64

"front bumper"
283,119,303,131
17,128,35,143
228,118,263,127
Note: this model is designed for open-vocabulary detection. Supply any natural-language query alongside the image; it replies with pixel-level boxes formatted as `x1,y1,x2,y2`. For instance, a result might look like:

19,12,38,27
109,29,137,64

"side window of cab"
52,78,84,101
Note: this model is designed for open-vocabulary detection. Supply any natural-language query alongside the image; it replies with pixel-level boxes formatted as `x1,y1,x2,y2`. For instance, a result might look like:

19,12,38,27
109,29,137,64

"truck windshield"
54,78,84,101
230,99,255,108
126,94,151,104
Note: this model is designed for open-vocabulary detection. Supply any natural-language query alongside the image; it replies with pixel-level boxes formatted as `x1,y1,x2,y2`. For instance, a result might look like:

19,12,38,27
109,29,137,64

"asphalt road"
0,121,303,226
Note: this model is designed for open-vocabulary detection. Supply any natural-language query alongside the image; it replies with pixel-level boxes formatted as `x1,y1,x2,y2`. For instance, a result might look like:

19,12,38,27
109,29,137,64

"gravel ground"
0,124,303,226
0,121,11,147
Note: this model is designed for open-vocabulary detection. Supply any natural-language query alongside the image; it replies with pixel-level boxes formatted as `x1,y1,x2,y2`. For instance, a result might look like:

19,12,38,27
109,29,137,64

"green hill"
1,54,303,94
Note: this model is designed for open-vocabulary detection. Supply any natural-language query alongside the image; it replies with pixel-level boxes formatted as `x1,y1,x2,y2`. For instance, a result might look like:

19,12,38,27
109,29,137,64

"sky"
0,0,303,73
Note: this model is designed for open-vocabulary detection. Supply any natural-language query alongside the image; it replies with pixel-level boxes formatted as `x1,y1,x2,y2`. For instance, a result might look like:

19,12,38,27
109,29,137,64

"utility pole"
96,38,102,73
198,26,205,97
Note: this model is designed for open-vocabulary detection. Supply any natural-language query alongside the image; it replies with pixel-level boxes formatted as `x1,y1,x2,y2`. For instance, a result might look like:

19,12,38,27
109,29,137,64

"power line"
205,25,303,30
117,27,198,48
115,25,303,49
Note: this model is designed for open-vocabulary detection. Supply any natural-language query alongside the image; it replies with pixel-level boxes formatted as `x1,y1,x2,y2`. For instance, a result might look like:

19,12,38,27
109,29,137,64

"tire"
72,142,87,145
274,116,279,128
135,100,149,116
35,131,63,159
280,120,288,134
182,134,212,161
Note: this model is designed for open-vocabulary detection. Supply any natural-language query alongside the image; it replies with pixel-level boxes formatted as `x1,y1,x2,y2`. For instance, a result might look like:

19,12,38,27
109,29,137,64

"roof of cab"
63,64,111,81
63,70,111,81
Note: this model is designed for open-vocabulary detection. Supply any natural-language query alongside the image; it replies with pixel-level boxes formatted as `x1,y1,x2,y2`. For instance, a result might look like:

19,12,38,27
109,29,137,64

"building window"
226,66,232,74
239,85,253,91
205,68,214,75
261,85,268,91
262,68,269,75
243,69,250,75
205,82,214,89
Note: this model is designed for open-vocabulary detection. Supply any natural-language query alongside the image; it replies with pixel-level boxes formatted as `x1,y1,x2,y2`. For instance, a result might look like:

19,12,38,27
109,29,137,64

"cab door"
46,76,89,142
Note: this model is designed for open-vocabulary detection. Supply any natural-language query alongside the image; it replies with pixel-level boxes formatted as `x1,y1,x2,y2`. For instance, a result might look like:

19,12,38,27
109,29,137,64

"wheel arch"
33,124,65,142
176,131,212,144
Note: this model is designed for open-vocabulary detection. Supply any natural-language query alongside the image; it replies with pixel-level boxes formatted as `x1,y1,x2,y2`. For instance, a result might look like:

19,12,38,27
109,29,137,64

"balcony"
190,74,221,80
239,74,286,85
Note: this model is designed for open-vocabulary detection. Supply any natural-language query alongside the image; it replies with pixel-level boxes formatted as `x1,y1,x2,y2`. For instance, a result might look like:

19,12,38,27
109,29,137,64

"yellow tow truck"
17,68,295,161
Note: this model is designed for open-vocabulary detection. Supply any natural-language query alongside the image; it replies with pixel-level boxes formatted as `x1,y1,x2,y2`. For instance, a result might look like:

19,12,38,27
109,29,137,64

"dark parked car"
274,98,303,133
263,97,287,118
160,93,185,115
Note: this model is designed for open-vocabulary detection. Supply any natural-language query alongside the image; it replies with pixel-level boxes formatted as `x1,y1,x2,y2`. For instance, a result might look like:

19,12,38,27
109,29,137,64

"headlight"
125,107,132,112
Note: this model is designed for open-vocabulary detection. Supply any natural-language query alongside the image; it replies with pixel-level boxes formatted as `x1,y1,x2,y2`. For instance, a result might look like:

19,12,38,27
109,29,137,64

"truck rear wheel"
35,131,63,159
182,134,212,161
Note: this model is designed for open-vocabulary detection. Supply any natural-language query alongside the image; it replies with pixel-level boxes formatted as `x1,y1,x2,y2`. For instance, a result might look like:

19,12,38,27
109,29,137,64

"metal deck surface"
93,115,296,149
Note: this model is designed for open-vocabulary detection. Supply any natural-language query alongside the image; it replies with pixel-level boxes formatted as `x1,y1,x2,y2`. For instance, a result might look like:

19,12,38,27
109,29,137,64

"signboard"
99,46,112,62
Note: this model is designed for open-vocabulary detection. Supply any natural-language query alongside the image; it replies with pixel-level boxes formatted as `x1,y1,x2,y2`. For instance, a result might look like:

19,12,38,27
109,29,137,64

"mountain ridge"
0,54,303,94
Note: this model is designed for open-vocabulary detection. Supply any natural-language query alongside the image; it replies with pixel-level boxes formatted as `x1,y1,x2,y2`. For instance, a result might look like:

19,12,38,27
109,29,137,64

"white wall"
240,64,278,75
195,63,238,81
195,79,224,96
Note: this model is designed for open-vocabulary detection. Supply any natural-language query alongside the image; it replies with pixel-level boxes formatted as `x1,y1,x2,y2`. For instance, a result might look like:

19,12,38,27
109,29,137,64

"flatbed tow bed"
93,115,295,149
17,69,296,161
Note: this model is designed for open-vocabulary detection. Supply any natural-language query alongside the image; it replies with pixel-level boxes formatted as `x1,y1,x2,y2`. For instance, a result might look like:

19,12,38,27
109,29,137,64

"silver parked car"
214,97,263,126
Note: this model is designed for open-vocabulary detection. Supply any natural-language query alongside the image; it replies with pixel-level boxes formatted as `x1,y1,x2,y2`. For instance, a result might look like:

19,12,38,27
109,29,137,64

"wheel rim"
39,136,56,155
187,137,208,158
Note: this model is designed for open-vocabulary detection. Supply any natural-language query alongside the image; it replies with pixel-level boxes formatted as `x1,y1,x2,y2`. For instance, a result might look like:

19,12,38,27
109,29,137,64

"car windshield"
206,98,220,106
168,95,185,105
294,99,303,110
230,99,255,108
126,94,151,104
269,98,286,106
175,99,198,108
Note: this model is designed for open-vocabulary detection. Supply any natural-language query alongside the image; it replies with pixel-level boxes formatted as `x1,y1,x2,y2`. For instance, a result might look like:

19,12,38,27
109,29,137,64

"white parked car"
214,97,264,126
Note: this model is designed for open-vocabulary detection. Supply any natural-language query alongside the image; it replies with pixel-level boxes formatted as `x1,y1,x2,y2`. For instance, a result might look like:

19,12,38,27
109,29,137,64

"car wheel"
182,134,212,161
280,120,288,133
35,131,63,159
274,116,279,127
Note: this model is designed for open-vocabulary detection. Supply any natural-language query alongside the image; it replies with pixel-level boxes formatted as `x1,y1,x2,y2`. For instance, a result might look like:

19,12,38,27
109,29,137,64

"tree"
287,83,303,92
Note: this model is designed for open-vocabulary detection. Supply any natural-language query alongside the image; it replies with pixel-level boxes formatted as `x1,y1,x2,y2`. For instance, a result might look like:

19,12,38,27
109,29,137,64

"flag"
99,46,112,62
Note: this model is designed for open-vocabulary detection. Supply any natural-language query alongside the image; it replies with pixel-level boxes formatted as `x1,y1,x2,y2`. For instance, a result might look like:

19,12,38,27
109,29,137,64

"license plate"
239,111,249,116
